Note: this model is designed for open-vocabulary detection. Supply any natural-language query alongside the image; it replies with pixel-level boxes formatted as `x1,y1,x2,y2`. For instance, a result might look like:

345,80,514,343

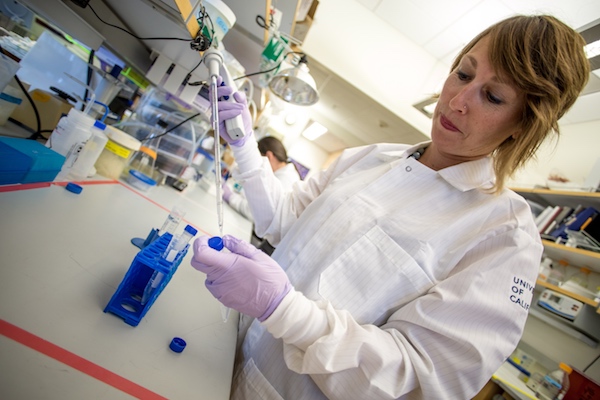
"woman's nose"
449,86,472,113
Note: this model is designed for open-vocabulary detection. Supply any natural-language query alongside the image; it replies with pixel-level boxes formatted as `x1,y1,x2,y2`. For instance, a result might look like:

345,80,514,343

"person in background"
224,135,301,255
223,135,300,222
191,15,590,400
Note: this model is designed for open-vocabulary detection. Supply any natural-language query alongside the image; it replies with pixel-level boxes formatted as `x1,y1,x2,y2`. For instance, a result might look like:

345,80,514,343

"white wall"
509,119,600,189
286,136,330,179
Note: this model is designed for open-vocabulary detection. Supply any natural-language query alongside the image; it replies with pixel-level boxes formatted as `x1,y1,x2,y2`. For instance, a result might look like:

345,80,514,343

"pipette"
203,48,246,236
209,75,224,236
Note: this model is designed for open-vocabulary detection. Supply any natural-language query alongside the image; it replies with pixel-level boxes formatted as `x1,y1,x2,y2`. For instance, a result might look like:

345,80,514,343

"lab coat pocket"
318,225,433,325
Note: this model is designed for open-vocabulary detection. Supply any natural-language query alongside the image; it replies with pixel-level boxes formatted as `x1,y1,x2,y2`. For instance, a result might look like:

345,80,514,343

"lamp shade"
268,62,319,106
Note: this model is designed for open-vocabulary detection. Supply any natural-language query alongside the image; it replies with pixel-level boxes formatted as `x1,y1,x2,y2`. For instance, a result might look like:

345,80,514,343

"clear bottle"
569,267,591,289
123,146,157,180
535,362,572,400
547,260,568,286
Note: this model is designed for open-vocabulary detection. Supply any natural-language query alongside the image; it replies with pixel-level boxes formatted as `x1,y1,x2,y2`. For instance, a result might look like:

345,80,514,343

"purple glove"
191,235,291,321
222,181,233,203
210,79,253,147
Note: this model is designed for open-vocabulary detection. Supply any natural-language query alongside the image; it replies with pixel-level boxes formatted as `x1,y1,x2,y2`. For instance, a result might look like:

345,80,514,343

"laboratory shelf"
512,187,600,273
535,279,599,308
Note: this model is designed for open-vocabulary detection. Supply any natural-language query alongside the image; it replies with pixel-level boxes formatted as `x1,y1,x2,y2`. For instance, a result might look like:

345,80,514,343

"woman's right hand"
210,79,253,146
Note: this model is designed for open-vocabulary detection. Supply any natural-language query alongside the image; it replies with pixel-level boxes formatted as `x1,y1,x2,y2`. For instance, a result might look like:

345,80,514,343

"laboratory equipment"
45,108,96,157
141,224,198,305
56,120,108,181
0,136,65,184
200,0,236,48
104,230,192,326
546,259,568,286
126,169,157,192
123,145,157,182
169,337,187,353
94,125,141,179
568,267,591,288
159,206,186,236
268,54,319,106
0,52,20,92
203,47,245,236
0,91,22,125
121,88,211,180
538,289,583,321
534,362,571,400
9,87,76,133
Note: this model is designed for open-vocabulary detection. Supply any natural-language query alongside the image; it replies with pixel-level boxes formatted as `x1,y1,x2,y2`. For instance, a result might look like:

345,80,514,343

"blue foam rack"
104,233,189,326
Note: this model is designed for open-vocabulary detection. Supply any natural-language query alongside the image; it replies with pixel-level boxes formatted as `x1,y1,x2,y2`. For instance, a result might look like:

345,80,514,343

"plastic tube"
208,236,230,322
141,225,198,305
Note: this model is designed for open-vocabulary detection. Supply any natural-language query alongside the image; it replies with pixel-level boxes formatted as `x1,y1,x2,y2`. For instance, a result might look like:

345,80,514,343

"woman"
191,15,590,399
223,136,300,222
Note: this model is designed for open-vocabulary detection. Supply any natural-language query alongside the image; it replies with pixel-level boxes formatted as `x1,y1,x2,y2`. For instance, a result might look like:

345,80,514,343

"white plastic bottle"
539,257,553,281
46,108,95,157
60,120,109,181
535,362,572,400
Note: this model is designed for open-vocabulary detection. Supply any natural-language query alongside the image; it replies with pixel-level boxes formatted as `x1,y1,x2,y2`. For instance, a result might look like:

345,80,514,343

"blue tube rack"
104,233,189,326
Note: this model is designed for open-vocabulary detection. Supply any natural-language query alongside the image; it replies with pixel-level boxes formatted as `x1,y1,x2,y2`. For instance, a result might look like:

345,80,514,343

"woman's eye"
456,70,469,81
487,92,502,104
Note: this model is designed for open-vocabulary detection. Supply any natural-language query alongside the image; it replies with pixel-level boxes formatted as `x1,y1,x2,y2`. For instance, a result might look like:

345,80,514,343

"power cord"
12,74,42,141
141,113,202,142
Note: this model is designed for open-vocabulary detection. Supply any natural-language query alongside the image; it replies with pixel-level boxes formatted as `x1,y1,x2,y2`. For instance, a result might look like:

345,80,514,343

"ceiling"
292,0,600,153
21,0,600,154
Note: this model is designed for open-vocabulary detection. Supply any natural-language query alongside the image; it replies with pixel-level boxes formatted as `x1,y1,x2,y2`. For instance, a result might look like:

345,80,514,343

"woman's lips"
440,115,461,132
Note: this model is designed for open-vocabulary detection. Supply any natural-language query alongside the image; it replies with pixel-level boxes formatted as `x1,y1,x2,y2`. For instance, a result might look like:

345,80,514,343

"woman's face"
428,36,525,169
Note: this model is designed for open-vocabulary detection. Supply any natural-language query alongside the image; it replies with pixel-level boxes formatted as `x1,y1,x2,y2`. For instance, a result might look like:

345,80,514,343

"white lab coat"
229,138,542,400
227,162,300,221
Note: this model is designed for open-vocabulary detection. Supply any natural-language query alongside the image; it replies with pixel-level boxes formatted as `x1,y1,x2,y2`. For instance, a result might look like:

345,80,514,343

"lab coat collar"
379,141,496,192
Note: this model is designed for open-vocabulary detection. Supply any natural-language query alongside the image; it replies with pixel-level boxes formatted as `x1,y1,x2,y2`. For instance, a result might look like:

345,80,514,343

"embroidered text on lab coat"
510,276,534,310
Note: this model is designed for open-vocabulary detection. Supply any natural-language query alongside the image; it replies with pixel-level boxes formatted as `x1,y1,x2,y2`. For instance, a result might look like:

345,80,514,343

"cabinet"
514,188,600,313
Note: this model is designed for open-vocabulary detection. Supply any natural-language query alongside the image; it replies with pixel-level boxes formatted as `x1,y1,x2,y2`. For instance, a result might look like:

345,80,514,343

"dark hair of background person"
258,136,288,163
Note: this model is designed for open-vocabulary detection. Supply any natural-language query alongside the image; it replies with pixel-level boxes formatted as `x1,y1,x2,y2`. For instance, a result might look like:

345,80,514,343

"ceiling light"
302,121,327,140
584,39,600,59
413,96,439,118
423,102,438,116
269,55,319,106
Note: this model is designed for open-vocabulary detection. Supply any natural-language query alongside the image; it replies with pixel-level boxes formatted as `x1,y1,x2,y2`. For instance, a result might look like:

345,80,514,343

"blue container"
0,136,65,184
104,233,189,326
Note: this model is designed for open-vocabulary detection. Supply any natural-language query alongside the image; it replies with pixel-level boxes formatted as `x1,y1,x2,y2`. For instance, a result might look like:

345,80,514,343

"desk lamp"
268,53,319,106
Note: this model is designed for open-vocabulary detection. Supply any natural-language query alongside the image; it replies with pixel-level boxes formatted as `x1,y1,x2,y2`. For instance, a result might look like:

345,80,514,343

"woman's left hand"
191,235,291,321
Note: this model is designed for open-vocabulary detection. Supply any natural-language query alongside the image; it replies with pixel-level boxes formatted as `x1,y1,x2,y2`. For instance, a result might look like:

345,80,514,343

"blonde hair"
451,15,590,192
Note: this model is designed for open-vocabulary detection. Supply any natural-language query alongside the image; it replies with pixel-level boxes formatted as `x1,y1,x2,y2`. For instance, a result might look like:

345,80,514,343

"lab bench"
0,177,253,399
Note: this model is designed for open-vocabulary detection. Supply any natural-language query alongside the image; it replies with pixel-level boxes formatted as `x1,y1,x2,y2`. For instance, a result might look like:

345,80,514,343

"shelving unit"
535,279,599,308
513,188,600,319
514,187,600,272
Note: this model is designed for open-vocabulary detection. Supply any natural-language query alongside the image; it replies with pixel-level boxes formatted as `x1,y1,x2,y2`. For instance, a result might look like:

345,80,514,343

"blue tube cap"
65,182,82,194
208,236,224,251
184,224,198,236
169,337,186,353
